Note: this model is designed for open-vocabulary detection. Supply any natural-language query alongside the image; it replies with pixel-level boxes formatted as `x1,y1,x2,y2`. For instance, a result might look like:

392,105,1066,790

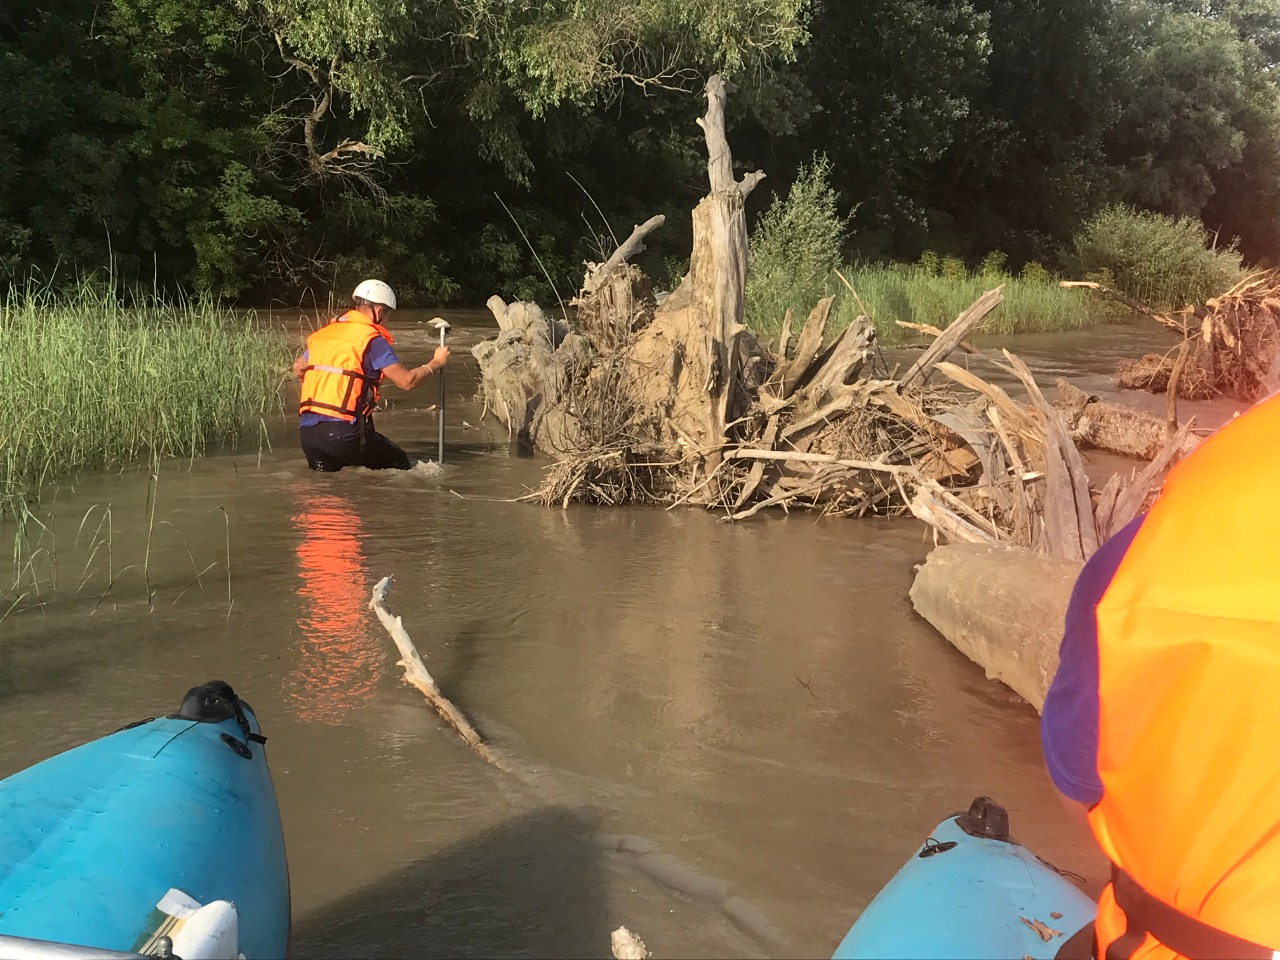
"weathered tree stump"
1070,273,1280,402
470,76,1191,549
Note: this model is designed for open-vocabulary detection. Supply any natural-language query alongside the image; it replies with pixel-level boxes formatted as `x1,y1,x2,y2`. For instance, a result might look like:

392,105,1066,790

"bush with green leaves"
1067,205,1245,311
745,156,848,334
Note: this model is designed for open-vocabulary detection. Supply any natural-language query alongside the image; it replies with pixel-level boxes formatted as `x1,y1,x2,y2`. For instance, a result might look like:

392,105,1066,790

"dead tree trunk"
1053,380,1200,461
693,76,761,477
620,76,767,496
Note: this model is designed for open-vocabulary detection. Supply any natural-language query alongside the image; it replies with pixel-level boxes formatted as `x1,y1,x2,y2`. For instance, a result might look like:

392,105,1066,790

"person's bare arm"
380,346,450,391
291,355,308,380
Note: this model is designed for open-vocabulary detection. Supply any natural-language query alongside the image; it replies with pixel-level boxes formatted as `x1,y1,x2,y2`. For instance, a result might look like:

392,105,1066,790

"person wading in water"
292,279,450,471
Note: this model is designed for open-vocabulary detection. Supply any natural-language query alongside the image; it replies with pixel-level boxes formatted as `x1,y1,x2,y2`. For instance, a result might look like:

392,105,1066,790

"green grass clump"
0,281,291,492
1067,204,1244,311
825,259,1106,340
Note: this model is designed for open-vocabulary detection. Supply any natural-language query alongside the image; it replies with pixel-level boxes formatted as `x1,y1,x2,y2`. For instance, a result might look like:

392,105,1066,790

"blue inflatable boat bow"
0,680,291,959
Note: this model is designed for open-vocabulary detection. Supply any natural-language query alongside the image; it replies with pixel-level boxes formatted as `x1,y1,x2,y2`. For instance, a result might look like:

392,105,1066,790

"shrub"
1020,261,1052,284
979,251,1008,277
940,256,966,282
1067,205,1245,311
745,155,848,334
917,250,941,277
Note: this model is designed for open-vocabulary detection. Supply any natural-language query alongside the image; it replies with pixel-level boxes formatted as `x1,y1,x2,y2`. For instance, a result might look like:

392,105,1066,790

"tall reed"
0,281,291,493
826,262,1106,339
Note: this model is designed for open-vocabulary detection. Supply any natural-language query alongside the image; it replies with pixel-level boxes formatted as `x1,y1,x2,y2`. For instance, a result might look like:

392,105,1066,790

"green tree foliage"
4,0,1280,303
1115,7,1258,214
1134,1,1280,263
241,0,809,180
790,0,990,256
915,0,1135,264
0,0,809,302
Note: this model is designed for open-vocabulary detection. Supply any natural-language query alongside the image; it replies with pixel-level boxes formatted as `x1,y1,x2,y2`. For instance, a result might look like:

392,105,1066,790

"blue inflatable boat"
0,680,290,959
833,797,1097,960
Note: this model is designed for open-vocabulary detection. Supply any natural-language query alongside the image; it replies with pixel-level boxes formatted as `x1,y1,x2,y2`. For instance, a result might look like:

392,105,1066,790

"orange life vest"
298,311,395,424
1088,392,1280,959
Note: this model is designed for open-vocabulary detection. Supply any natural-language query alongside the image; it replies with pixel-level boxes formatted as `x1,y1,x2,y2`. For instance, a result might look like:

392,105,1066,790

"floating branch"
368,576,507,771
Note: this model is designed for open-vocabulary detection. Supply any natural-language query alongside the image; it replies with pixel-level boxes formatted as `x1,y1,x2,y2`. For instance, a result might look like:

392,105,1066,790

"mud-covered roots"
520,448,682,507
473,75,1182,555
1117,352,1217,399
1188,271,1280,400
1108,271,1280,401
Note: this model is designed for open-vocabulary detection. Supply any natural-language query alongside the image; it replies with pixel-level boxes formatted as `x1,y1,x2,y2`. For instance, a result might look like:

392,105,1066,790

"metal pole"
430,318,450,464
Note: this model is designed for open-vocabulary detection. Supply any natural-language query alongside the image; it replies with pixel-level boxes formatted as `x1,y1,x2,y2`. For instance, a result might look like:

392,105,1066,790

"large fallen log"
910,543,1083,712
1053,379,1200,461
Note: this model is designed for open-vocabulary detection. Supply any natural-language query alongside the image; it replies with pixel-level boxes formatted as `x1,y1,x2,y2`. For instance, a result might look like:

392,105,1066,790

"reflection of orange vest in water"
1089,393,1280,960
289,493,382,724
298,311,394,423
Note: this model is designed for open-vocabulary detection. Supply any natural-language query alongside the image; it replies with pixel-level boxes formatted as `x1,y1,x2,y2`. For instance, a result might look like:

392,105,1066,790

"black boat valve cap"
173,679,239,723
956,796,1012,842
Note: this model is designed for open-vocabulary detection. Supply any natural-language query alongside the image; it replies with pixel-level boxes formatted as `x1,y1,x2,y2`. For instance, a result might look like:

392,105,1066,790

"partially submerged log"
371,576,792,951
1053,379,1200,460
910,543,1083,712
1116,352,1217,399
369,576,507,771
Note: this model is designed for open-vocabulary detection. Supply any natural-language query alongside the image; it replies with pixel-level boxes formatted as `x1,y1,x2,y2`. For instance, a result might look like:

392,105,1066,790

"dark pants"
299,420,411,472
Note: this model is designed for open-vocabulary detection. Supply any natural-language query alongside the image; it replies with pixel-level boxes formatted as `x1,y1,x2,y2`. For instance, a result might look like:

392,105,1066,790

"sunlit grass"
0,281,291,493
747,260,1123,341
830,263,1110,339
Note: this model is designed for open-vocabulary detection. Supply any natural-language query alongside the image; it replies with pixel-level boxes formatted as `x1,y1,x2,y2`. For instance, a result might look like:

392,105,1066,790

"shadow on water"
436,622,486,713
290,806,612,959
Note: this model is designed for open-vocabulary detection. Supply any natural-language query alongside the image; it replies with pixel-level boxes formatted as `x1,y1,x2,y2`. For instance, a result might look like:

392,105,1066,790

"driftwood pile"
473,76,1190,563
1069,273,1280,402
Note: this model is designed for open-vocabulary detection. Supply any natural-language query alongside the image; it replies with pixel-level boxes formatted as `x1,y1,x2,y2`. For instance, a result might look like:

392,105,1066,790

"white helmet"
353,279,397,309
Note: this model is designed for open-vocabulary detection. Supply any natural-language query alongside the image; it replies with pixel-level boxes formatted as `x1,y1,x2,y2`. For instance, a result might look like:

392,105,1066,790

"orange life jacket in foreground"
298,311,395,424
1089,392,1280,960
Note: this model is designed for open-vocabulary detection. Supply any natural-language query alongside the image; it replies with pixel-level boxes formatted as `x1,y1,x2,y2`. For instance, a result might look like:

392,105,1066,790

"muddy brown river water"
0,311,1245,958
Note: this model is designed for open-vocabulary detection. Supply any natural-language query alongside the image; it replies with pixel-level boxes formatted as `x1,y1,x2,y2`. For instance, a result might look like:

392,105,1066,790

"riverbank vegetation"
744,164,1246,341
0,284,290,493
829,264,1099,340
1,1,1278,310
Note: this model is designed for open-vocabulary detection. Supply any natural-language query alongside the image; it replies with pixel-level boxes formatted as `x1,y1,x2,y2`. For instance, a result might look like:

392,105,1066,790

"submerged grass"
0,283,291,493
